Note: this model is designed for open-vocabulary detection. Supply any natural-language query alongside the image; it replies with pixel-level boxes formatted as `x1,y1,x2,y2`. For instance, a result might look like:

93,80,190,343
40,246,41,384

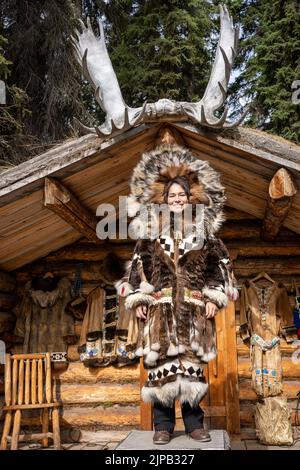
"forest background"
0,0,299,167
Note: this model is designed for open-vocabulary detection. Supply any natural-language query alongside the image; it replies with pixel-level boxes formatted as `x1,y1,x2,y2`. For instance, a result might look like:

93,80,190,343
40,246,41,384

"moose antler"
72,18,145,137
182,4,240,127
73,5,247,139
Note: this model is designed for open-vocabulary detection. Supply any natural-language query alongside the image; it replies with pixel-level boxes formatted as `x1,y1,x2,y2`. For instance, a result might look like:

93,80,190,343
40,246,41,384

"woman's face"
167,183,189,213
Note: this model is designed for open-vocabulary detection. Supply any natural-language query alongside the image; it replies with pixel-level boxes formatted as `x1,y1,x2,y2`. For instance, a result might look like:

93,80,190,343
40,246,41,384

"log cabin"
0,121,299,440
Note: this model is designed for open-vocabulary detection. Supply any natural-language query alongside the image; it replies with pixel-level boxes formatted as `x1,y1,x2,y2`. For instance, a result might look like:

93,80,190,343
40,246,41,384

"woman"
116,145,237,444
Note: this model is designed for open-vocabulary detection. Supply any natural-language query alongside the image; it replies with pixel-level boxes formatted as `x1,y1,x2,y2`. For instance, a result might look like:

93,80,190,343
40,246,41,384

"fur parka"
116,145,238,407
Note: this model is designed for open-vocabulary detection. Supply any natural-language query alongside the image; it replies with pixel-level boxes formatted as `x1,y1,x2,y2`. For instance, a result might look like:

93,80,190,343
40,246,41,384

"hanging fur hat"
127,144,226,239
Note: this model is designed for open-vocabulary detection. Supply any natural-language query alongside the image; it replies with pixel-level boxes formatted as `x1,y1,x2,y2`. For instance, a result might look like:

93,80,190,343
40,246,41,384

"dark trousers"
153,401,204,433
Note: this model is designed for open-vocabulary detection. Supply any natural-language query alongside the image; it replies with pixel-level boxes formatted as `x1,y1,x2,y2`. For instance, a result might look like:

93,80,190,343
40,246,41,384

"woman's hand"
136,304,148,320
205,302,218,319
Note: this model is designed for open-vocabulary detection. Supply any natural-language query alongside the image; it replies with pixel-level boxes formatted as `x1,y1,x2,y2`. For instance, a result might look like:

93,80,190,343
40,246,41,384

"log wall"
1,207,300,437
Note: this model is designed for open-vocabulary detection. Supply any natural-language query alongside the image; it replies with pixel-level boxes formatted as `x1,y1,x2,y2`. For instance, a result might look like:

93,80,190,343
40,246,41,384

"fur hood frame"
127,145,226,240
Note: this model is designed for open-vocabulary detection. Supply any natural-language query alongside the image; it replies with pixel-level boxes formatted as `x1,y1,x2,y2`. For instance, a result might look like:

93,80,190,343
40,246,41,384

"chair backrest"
4,353,52,407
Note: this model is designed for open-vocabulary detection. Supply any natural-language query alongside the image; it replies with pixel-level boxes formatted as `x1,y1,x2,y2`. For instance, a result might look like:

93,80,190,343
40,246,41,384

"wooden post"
44,177,99,243
4,353,11,406
140,358,153,430
0,411,12,450
155,125,185,147
38,359,43,404
208,309,226,429
17,359,24,405
10,409,21,450
261,168,297,241
31,359,37,404
24,359,30,405
223,300,240,435
42,409,49,448
45,353,52,403
52,408,61,450
12,359,18,406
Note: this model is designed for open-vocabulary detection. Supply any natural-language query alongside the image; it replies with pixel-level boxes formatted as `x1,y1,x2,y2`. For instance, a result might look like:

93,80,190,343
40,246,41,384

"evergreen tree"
90,0,215,106
0,0,90,163
223,0,300,142
0,33,31,166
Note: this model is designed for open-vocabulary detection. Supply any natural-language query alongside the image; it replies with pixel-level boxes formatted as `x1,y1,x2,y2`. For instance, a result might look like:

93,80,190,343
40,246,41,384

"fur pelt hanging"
79,253,138,367
116,144,238,406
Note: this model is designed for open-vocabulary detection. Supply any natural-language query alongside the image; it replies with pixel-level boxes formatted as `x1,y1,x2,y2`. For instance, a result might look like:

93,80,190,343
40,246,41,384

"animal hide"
14,277,76,357
79,283,138,367
117,145,238,405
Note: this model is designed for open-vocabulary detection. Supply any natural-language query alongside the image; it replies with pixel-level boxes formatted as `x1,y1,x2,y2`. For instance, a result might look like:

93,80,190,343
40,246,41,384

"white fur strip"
202,286,228,308
141,378,180,407
141,375,208,407
226,284,239,301
125,292,154,310
178,377,208,406
140,281,155,294
184,298,205,307
115,281,134,297
144,350,159,366
135,347,143,357
153,297,172,305
167,343,178,357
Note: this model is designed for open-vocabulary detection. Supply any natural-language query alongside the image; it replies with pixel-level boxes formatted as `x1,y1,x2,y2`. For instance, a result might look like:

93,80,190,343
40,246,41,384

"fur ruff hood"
127,144,226,240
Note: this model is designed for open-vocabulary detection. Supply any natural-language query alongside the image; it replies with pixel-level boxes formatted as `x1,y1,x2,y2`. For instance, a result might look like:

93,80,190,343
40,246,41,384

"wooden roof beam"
44,177,99,243
155,125,186,147
261,168,297,241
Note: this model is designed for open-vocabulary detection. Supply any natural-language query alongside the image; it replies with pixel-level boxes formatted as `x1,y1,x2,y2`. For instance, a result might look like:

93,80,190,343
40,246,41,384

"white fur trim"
153,297,172,305
141,378,180,407
203,286,228,309
151,342,160,352
184,297,205,307
144,350,159,366
167,343,179,356
196,346,204,357
226,285,239,301
201,351,217,362
140,281,155,294
178,377,209,406
135,347,143,357
115,281,134,297
143,346,150,355
125,292,154,310
178,344,186,354
141,375,208,407
191,341,200,352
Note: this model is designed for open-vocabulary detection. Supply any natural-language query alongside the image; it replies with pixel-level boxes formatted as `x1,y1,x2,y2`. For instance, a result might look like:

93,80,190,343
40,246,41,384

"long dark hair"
163,176,191,202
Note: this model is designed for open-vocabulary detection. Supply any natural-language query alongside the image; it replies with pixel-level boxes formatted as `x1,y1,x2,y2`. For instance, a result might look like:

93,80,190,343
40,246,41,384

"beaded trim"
183,288,203,302
251,283,275,323
250,333,280,351
152,288,173,304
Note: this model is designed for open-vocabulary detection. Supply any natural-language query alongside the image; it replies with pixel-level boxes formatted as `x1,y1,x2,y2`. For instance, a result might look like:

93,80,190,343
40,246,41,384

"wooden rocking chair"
0,352,61,450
